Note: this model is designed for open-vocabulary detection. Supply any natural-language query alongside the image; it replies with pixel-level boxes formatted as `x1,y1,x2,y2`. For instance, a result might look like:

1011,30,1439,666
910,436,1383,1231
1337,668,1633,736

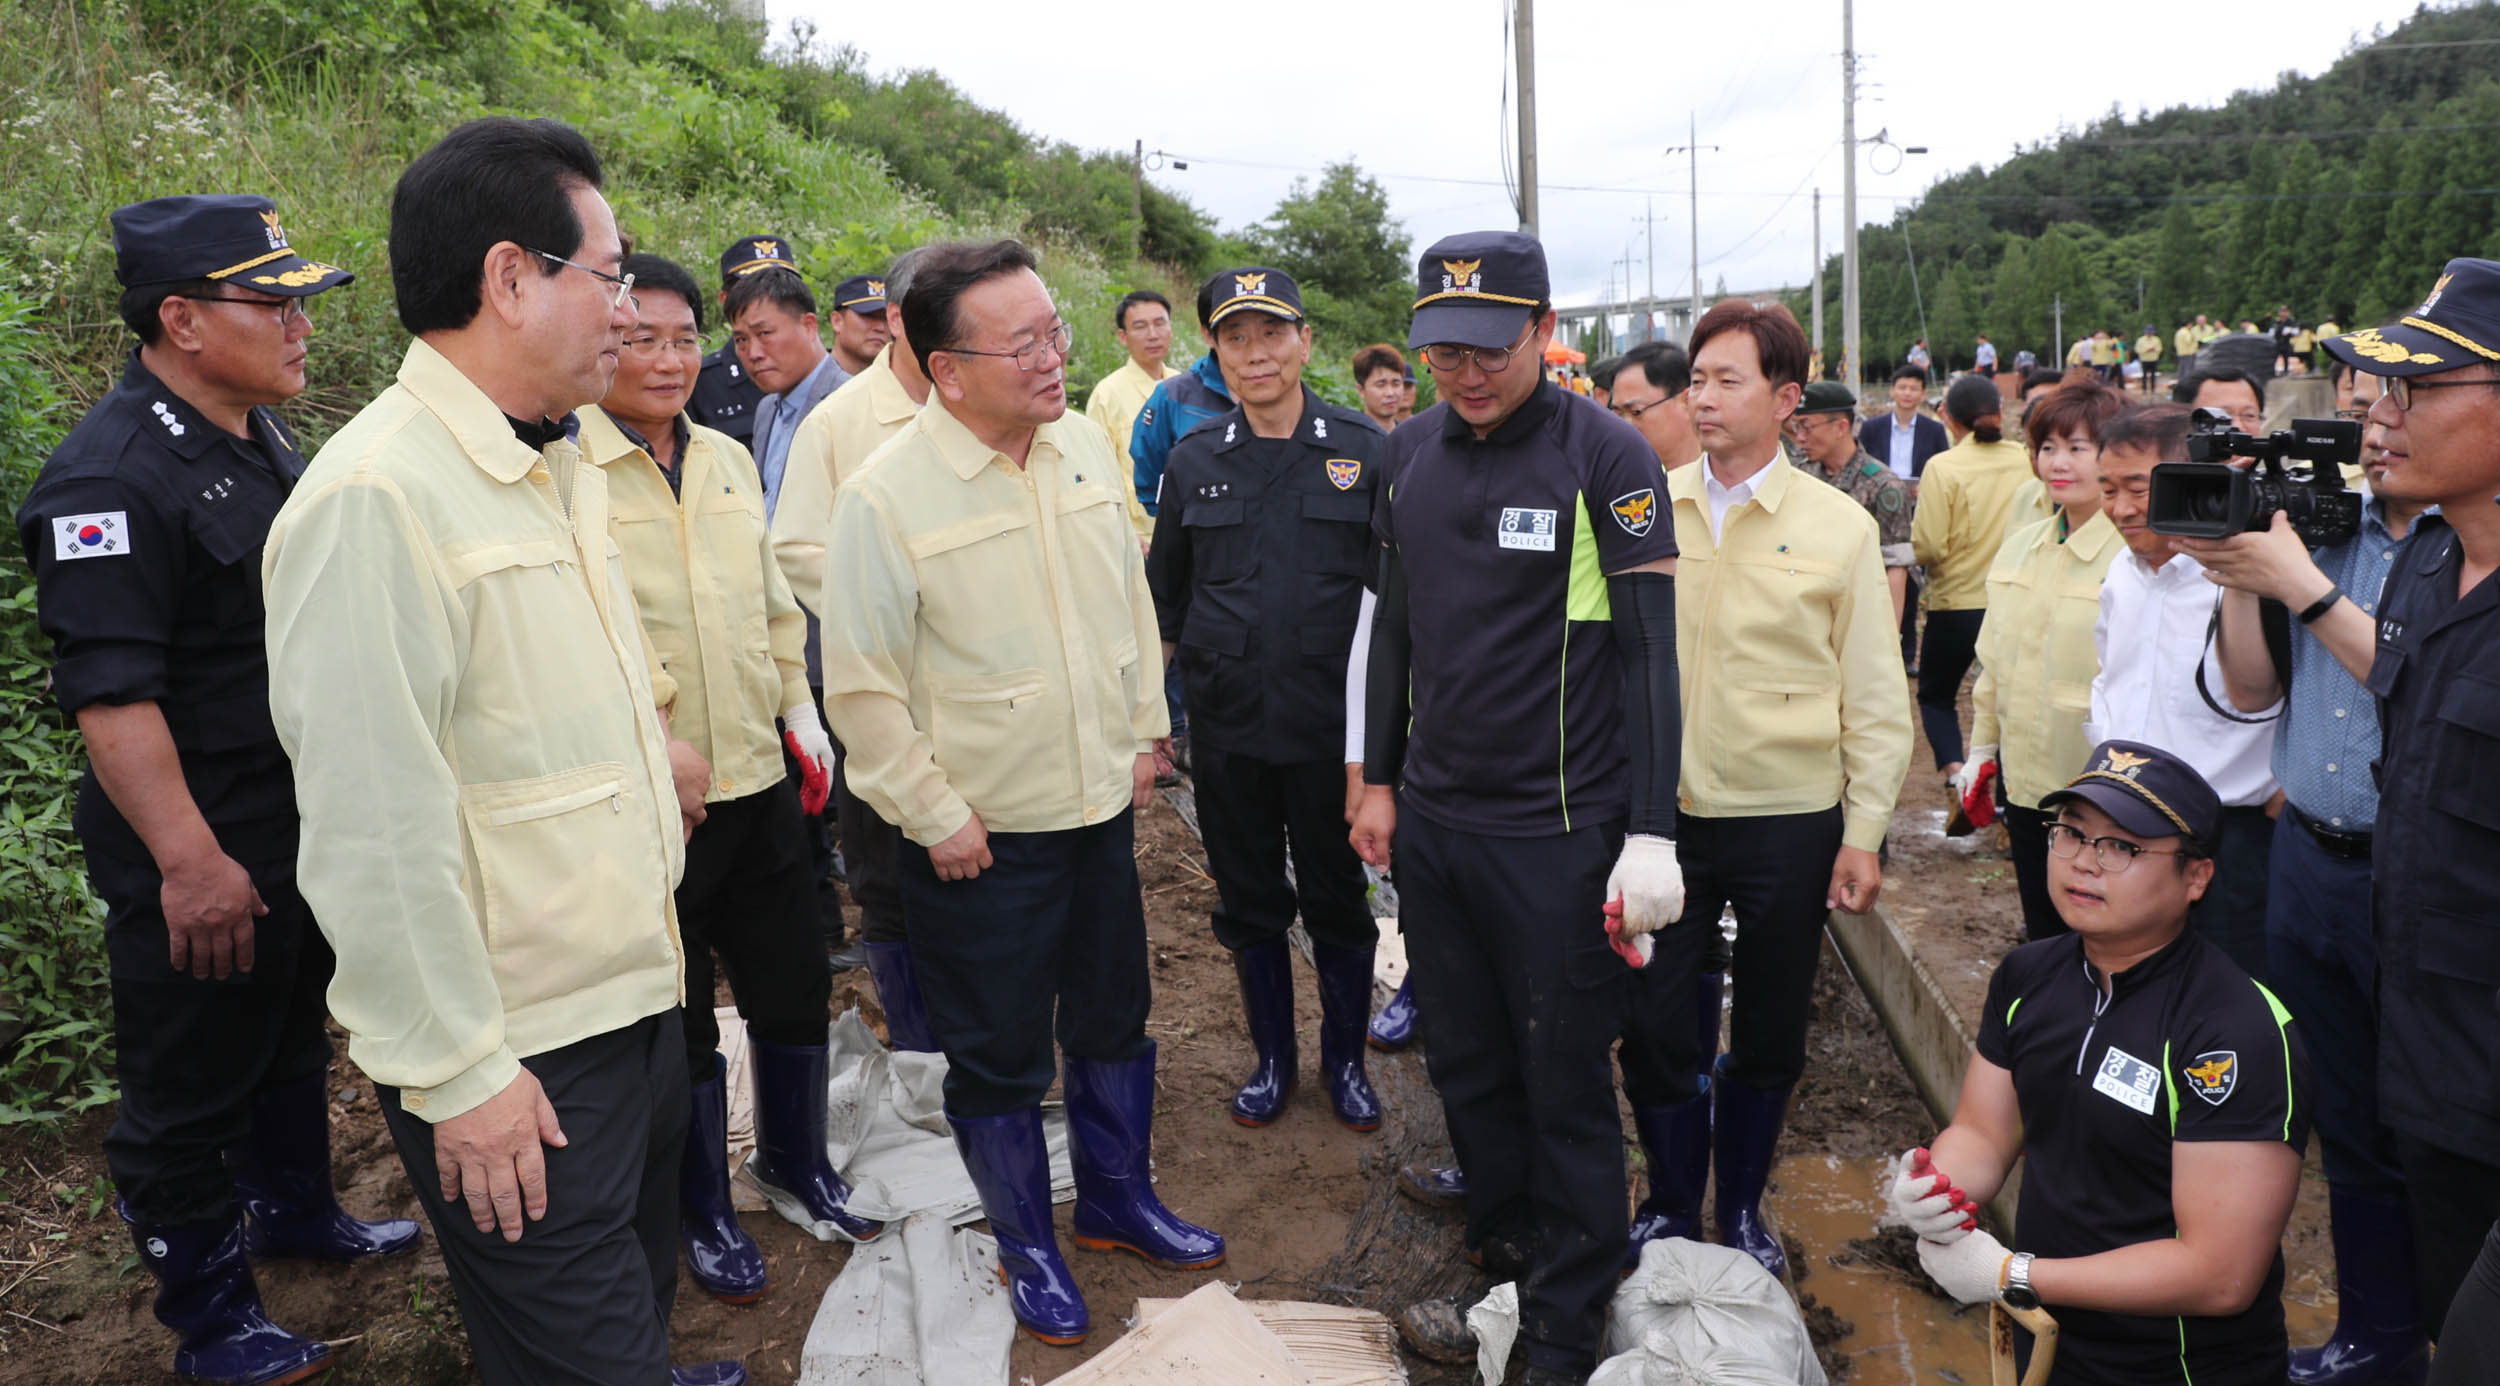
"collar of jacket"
861,345,921,426
1672,449,1799,515
397,337,566,485
920,393,1070,482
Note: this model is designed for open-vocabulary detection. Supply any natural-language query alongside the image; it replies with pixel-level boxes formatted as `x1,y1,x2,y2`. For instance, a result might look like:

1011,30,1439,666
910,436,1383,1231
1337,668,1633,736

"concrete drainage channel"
1157,786,2001,1383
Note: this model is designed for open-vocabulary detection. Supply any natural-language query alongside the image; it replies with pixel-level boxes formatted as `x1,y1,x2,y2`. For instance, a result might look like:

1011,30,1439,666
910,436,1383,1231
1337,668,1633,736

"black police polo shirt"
1145,388,1383,764
1376,379,1677,837
13,352,308,858
2365,518,2500,1159
1977,928,2311,1385
688,342,761,446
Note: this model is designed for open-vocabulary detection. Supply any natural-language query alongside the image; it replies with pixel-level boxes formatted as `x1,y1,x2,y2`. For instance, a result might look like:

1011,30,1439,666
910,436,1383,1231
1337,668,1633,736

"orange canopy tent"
1543,340,1586,365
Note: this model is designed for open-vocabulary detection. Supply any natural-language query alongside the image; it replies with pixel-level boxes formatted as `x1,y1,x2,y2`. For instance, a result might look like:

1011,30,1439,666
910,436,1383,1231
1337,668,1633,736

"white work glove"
1606,833,1685,939
782,702,836,817
1917,1226,2013,1307
1949,746,1998,801
1883,1147,1978,1244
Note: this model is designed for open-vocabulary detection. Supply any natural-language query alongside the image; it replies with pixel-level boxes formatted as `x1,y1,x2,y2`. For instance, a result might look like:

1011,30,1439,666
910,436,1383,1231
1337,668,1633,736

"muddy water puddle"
1773,1153,1992,1384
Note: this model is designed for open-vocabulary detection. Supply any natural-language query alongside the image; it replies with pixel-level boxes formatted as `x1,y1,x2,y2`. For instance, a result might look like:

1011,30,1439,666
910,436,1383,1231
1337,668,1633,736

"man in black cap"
1351,230,1686,1386
14,195,414,1385
1130,274,1240,780
1890,741,2312,1386
826,272,892,379
2325,260,2500,1357
1789,379,1914,622
686,233,790,448
1146,267,1387,1136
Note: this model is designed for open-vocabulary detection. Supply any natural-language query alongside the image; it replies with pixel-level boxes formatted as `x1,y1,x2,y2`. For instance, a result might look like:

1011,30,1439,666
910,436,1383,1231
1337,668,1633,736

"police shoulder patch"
1610,488,1657,537
2182,1050,2238,1106
52,510,132,561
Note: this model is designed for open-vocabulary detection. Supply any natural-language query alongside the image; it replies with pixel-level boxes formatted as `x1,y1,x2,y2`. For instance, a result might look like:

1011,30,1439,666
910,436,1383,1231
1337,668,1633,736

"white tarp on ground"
1050,1282,1311,1385
795,1212,1015,1386
1589,1238,1828,1386
1136,1296,1408,1386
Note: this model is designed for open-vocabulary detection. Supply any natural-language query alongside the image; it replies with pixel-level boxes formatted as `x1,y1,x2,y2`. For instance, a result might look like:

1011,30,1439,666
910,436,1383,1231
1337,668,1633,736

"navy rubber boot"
1368,976,1418,1051
1064,1046,1226,1270
671,1363,749,1385
1312,941,1383,1132
234,1073,419,1263
1229,941,1296,1127
1625,1082,1713,1267
130,1212,332,1385
747,1040,885,1241
1710,1056,1794,1280
2289,1187,2430,1385
679,1053,767,1303
863,940,940,1053
1396,1164,1468,1208
950,1107,1089,1345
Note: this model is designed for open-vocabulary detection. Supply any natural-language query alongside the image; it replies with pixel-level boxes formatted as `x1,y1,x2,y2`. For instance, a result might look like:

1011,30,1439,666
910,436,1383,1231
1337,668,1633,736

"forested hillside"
1806,0,2500,374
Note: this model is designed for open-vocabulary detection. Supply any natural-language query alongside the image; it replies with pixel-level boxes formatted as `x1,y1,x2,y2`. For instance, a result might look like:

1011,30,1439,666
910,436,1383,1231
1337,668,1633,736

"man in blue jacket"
1131,272,1235,776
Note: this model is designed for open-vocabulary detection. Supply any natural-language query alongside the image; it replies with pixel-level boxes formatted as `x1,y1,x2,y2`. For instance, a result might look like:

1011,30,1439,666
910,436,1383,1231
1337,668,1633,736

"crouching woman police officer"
1886,742,2312,1385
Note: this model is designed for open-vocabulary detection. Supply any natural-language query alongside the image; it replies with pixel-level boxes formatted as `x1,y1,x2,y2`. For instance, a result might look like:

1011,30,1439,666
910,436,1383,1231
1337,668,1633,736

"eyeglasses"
2381,374,2500,412
1421,325,1535,376
523,247,638,310
622,333,703,359
182,294,308,328
2045,821,2195,874
942,320,1072,372
1610,391,1683,421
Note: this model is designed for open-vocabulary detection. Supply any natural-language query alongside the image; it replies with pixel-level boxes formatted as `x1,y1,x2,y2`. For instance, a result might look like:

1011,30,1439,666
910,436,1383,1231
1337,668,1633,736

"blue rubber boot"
950,1107,1089,1345
1396,1164,1468,1208
1229,941,1296,1127
747,1040,886,1241
1625,1081,1713,1268
863,940,940,1053
234,1073,419,1263
1368,976,1418,1051
671,1363,748,1385
130,1212,332,1385
1065,1046,1226,1270
1710,1056,1794,1280
1313,941,1383,1132
2289,1187,2430,1385
679,1053,767,1303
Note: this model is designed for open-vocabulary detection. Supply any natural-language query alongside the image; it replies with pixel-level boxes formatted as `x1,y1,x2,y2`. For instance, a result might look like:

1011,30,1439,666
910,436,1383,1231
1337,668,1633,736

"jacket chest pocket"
2428,673,2500,832
1184,499,1251,580
192,492,279,632
693,485,763,550
459,762,672,1009
1299,490,1373,578
908,508,1037,638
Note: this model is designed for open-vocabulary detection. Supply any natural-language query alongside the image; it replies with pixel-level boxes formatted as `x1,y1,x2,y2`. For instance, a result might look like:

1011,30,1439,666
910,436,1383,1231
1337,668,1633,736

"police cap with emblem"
719,234,797,284
2038,740,2222,853
2323,257,2500,377
112,195,352,296
1203,266,1304,328
833,273,888,315
1409,230,1549,351
1795,381,1857,415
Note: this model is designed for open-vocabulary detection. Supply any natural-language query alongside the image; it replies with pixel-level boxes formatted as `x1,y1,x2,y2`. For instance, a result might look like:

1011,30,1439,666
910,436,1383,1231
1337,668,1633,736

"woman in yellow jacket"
1958,377,2132,938
1908,375,2034,781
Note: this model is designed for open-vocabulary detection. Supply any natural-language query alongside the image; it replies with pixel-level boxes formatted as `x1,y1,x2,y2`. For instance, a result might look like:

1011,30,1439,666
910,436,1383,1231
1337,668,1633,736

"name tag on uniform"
1498,507,1556,552
52,511,131,560
2092,1045,2162,1115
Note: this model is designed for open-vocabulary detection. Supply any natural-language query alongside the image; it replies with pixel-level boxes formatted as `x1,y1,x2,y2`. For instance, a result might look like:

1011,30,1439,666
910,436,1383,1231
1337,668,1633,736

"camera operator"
2314,262,2500,1366
2177,365,2441,1383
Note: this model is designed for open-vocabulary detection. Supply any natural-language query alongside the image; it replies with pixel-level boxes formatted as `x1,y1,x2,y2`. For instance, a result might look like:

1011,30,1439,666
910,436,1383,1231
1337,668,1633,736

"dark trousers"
2395,1135,2500,1344
1899,572,1922,669
1163,661,1189,739
1193,745,1374,953
93,837,334,1224
834,775,906,944
2003,802,2065,941
379,1010,688,1386
1677,807,1845,1089
793,693,839,928
1916,607,1986,769
2430,1221,2500,1380
1398,809,1632,1375
897,810,1152,1117
2263,812,2399,1191
2189,804,2274,985
677,778,833,1067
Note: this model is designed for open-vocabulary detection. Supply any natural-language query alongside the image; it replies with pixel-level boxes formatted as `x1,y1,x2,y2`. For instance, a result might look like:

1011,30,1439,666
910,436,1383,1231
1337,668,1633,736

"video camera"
2148,409,2364,547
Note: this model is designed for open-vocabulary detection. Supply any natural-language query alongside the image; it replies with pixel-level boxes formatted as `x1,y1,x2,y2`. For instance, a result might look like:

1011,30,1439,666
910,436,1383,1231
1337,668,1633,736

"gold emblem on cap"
2342,327,2443,367
1233,271,1267,296
2101,749,2149,778
2419,271,2454,316
866,279,885,297
1441,258,1483,291
757,241,782,258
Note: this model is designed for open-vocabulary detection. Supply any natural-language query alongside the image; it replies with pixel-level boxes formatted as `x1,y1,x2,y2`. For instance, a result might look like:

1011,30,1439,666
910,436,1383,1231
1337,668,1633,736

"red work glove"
782,704,834,817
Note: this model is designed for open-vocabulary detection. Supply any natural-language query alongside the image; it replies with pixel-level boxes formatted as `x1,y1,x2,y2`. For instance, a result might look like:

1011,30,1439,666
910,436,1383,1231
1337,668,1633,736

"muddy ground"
0,693,2322,1381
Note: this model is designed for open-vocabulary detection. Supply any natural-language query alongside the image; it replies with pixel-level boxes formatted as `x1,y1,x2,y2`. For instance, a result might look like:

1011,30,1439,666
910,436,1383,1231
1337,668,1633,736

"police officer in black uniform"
686,233,791,447
1893,741,2313,1386
1351,231,1687,1386
1146,267,1386,1135
13,196,416,1385
2323,259,2500,1357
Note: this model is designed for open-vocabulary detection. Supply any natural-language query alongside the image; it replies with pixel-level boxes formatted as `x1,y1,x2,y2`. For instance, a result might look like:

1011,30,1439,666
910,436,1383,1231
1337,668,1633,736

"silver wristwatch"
2002,1251,2040,1310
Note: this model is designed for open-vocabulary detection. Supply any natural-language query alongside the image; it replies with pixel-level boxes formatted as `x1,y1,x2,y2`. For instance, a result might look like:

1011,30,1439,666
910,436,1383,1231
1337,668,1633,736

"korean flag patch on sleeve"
52,511,131,560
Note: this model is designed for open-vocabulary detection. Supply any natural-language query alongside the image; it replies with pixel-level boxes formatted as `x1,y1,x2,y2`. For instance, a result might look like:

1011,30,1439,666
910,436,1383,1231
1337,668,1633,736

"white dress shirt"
2085,549,2282,808
1703,455,1769,541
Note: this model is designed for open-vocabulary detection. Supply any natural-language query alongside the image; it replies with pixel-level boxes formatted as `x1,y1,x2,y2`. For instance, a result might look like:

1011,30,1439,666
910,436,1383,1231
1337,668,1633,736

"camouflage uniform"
1803,447,1914,569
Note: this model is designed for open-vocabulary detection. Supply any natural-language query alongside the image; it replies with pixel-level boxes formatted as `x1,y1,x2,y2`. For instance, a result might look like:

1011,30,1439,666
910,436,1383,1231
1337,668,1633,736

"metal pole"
1841,0,1860,396
1131,138,1146,259
1812,187,1824,372
1646,195,1657,342
1688,111,1701,325
2054,294,2064,370
1515,0,1539,236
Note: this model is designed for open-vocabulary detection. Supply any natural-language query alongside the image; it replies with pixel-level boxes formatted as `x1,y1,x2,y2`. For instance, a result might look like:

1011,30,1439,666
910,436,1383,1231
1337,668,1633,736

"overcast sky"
772,0,2430,313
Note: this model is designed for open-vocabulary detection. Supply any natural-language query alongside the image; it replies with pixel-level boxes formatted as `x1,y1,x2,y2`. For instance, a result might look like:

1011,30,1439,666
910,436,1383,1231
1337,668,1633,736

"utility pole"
1812,188,1824,369
1514,0,1539,236
1645,195,1657,341
1131,138,1146,259
1841,0,1860,395
1663,118,1721,344
2054,293,2064,368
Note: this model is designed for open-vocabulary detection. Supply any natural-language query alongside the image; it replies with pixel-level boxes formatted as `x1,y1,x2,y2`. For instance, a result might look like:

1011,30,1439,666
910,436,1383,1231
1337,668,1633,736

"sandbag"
1592,1237,1827,1386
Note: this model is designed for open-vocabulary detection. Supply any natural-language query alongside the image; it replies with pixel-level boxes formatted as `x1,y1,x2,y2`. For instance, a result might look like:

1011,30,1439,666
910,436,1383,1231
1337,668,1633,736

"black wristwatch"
2296,584,2345,625
2002,1251,2041,1310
